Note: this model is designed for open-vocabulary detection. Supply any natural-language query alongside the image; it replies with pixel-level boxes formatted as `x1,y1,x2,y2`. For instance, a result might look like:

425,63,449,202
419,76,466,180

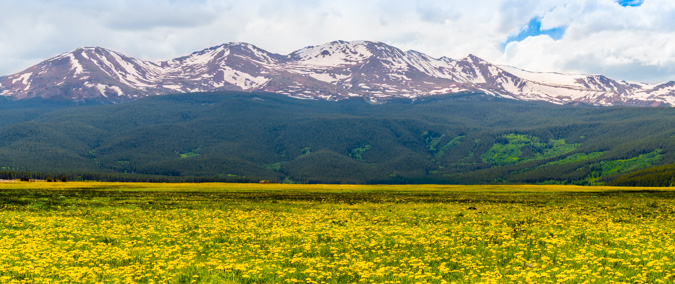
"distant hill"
0,91,674,184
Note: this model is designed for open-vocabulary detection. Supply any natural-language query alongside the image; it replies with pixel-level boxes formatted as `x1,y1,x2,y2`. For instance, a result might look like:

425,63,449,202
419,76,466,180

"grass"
425,134,465,158
482,134,579,166
542,151,606,167
349,145,372,161
599,149,662,176
1,182,674,283
584,150,663,185
179,148,201,159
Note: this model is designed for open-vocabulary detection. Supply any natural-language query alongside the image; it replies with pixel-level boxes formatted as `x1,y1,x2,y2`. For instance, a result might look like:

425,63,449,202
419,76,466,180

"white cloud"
1,0,675,83
501,0,675,83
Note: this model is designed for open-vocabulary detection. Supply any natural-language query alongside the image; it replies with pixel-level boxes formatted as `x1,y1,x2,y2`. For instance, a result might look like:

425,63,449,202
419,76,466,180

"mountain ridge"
2,40,675,106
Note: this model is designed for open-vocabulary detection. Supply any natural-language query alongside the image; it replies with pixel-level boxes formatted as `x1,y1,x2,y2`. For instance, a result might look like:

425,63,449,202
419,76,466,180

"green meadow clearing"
0,182,674,283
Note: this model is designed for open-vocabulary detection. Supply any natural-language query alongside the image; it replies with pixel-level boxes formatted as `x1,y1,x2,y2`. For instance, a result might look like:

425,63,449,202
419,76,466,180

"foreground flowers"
0,182,673,283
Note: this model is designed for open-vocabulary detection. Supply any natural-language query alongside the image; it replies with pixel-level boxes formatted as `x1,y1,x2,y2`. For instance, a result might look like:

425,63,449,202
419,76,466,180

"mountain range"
2,40,675,106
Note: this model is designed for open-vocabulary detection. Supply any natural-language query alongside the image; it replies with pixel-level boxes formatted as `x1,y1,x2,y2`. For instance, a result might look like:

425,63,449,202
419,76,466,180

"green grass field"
1,182,674,283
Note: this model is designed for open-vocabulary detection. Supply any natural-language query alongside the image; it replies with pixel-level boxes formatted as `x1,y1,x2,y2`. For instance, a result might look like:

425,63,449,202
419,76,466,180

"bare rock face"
2,41,675,106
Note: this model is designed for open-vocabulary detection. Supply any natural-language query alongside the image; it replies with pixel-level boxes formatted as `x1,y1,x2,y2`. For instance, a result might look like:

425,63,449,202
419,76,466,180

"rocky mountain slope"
1,40,675,106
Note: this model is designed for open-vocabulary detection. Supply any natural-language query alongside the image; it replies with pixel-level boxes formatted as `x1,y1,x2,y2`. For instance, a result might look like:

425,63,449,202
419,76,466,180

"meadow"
0,182,674,283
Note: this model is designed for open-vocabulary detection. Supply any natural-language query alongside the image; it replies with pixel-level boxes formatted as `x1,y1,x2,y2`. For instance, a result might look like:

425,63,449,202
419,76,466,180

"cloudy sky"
1,0,674,83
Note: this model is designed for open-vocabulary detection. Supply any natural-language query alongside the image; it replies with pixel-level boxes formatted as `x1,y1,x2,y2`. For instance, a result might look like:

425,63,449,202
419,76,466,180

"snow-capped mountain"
2,40,675,106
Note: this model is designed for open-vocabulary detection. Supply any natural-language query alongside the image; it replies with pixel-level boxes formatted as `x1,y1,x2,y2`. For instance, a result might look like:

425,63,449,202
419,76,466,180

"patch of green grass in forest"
424,133,465,158
263,161,285,171
601,149,662,175
585,149,663,185
436,135,465,158
482,134,579,165
349,145,372,161
544,151,606,166
179,148,201,159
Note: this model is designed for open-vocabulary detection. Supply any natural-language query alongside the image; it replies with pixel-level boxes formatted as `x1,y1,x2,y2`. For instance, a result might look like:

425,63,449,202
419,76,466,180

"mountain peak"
289,40,376,66
75,46,110,51
68,46,126,58
220,42,268,51
464,54,489,62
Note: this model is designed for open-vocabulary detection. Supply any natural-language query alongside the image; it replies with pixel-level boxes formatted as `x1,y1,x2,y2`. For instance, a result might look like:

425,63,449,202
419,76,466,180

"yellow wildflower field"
0,182,674,283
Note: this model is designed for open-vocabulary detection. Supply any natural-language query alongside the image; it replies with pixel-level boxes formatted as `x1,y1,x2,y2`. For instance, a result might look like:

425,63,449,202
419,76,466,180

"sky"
1,0,674,83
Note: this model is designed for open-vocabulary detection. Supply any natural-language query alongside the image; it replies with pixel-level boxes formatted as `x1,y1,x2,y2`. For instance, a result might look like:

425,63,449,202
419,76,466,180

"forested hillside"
1,91,674,184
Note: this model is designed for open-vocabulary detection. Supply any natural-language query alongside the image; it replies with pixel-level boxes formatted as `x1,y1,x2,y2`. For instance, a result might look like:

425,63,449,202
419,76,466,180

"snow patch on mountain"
291,41,373,67
12,73,32,85
68,54,85,75
220,68,269,90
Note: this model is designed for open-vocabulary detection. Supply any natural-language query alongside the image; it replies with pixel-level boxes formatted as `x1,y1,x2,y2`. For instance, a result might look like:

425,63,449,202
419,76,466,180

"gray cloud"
563,52,675,83
415,0,461,24
104,6,224,31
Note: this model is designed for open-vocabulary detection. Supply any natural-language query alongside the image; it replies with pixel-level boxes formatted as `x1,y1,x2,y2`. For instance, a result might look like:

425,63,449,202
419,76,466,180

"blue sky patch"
502,17,566,50
617,0,644,7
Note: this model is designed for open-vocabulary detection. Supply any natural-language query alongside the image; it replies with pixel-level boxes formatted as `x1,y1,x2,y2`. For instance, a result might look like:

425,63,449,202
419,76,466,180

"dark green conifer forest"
0,91,674,185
